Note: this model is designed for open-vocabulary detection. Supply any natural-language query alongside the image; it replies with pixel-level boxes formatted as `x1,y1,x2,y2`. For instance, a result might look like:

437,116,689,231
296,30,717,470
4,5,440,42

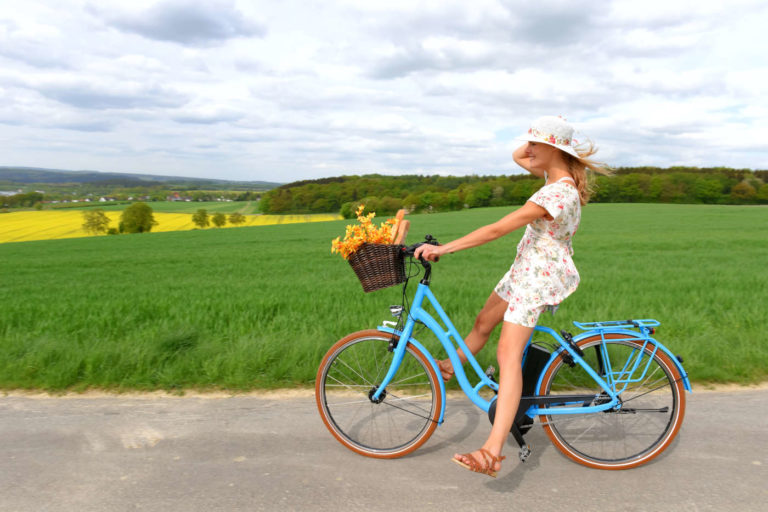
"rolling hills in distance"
0,166,281,190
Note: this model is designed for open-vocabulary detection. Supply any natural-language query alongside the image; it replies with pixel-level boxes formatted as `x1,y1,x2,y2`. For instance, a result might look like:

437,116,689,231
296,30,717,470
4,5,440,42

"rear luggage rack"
573,319,660,330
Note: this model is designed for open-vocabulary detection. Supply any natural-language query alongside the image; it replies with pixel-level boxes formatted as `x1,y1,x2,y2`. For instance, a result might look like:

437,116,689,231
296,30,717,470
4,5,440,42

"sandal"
437,359,455,381
451,448,506,478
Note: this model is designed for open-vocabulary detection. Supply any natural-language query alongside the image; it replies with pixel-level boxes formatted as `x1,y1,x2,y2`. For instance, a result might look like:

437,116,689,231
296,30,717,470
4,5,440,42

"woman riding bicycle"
414,115,611,478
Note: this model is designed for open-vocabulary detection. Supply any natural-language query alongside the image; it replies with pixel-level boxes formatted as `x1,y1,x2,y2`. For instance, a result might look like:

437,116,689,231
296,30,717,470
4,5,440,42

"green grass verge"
0,204,766,391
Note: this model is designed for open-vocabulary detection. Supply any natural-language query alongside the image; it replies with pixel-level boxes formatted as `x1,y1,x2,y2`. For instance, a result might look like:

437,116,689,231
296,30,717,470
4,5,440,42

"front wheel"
315,330,442,458
537,334,686,469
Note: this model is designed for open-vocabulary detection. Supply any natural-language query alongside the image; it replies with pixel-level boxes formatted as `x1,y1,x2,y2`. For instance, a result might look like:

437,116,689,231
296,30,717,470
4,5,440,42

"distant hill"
0,166,281,190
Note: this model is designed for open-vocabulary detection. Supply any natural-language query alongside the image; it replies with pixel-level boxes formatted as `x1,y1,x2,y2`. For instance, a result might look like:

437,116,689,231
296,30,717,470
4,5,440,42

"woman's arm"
513,144,545,178
414,201,547,261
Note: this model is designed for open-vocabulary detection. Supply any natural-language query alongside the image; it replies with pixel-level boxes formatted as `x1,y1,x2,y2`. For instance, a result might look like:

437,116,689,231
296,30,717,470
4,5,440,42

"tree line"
1,191,44,209
0,188,261,209
259,167,768,217
190,209,246,229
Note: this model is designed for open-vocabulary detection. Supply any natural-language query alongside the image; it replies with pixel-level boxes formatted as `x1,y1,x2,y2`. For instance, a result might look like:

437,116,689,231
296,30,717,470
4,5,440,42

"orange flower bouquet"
331,205,409,292
331,204,400,260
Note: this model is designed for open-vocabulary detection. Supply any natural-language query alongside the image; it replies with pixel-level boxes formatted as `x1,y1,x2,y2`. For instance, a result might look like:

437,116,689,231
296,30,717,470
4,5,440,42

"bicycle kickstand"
510,425,532,462
490,398,534,462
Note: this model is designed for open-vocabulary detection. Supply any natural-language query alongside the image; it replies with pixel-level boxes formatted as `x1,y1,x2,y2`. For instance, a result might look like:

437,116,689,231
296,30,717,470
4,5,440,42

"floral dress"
494,178,581,327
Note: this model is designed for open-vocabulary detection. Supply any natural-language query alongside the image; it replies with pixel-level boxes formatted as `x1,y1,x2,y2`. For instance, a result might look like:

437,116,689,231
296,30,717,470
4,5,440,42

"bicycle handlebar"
402,235,440,283
402,234,439,258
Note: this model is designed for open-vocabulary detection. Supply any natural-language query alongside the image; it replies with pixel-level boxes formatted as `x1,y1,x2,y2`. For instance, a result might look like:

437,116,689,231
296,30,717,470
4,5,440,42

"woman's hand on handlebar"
414,242,444,262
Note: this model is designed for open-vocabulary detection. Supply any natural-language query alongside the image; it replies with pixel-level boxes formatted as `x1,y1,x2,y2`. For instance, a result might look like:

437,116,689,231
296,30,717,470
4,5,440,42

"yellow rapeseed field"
0,210,342,244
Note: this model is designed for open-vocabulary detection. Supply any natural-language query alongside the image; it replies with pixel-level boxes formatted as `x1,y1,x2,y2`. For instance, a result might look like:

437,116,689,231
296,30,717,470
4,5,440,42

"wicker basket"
348,243,406,293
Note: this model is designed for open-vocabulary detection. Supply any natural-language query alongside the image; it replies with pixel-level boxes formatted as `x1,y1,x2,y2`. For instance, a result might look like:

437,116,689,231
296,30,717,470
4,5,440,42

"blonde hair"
564,140,612,205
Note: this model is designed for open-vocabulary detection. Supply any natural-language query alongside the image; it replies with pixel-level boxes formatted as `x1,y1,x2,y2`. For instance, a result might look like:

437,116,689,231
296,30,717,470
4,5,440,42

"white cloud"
0,0,766,182
89,0,266,46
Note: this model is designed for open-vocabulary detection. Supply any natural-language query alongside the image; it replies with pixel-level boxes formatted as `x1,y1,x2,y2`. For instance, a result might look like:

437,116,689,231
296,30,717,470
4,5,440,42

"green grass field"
0,204,766,392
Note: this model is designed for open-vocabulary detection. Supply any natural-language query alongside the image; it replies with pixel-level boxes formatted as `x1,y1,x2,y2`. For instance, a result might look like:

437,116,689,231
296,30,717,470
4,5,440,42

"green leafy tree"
730,182,757,202
192,209,210,228
464,183,492,208
378,196,403,215
340,201,359,219
263,189,293,213
694,178,724,204
119,202,157,233
82,208,111,235
756,184,768,204
402,194,420,212
617,174,649,202
229,212,246,225
211,212,227,227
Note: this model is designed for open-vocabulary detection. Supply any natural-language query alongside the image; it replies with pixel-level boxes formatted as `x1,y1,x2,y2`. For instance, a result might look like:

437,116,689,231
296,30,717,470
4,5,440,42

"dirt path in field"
235,200,254,214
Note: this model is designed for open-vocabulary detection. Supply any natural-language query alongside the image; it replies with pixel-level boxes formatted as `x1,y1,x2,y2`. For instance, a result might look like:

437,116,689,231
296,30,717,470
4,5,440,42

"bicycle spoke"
333,357,376,388
620,379,674,405
379,393,436,422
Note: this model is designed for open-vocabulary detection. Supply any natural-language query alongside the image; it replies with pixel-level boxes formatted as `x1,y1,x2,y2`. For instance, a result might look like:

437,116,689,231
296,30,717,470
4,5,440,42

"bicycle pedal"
519,443,532,462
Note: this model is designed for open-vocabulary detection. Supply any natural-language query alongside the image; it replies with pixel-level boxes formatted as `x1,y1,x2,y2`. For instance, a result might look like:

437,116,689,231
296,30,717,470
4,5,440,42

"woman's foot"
451,448,505,478
437,359,454,381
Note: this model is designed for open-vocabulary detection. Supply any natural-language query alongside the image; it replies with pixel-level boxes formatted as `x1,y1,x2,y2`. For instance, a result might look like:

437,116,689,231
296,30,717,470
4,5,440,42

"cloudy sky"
2,0,767,182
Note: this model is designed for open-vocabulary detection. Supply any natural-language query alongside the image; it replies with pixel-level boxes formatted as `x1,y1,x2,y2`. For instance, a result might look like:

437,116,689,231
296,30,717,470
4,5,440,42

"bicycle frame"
375,280,691,426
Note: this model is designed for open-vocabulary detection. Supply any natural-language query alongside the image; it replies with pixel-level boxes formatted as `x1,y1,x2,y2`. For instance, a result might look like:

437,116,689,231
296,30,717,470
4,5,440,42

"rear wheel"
538,334,686,469
315,330,442,458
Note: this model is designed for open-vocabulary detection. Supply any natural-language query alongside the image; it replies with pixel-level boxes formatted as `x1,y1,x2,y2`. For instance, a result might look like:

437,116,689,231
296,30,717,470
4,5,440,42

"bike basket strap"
348,243,406,293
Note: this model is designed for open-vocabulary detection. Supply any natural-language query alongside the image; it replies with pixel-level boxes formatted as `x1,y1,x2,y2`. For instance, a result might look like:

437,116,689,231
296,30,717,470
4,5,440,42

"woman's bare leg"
438,292,507,380
453,322,533,474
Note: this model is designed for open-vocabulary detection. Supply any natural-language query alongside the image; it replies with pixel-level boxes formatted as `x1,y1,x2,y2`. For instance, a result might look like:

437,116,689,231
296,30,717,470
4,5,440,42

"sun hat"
517,116,579,158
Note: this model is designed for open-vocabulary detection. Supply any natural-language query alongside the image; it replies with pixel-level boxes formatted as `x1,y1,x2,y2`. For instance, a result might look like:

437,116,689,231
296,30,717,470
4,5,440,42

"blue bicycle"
316,237,691,470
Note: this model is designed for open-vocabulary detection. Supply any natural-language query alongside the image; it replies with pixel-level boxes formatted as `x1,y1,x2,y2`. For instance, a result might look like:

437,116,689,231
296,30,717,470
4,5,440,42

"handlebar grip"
401,236,439,282
403,238,441,263
404,235,439,254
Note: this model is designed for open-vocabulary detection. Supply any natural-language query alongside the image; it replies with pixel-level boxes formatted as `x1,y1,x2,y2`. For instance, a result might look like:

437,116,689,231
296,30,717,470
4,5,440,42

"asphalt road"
1,388,766,512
